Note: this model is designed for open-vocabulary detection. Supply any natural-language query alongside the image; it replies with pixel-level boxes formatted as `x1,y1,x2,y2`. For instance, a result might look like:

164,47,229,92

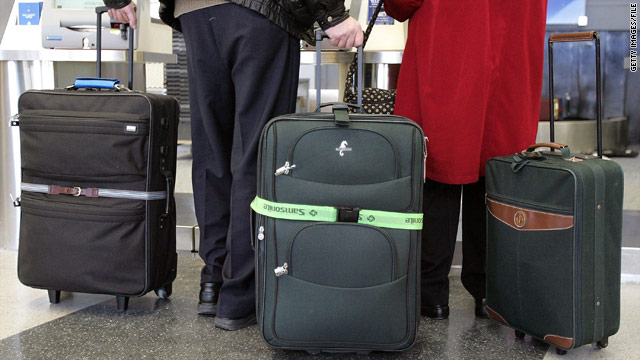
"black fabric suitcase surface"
15,16,179,310
485,32,623,354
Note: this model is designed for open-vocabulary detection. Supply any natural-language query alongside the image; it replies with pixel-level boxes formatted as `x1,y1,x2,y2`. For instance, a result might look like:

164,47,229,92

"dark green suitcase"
251,104,425,353
485,32,623,355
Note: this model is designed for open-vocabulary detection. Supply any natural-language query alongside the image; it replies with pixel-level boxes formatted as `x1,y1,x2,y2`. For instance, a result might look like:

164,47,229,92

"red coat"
385,0,548,184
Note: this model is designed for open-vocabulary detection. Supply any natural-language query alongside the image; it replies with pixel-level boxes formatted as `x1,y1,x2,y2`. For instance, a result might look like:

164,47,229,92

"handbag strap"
345,0,385,93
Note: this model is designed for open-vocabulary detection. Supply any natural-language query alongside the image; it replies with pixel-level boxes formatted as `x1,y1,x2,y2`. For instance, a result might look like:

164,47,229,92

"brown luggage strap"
48,184,99,197
21,182,166,200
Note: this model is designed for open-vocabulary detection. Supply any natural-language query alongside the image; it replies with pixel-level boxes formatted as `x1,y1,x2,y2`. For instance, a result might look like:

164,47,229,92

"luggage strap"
21,182,167,201
251,196,423,230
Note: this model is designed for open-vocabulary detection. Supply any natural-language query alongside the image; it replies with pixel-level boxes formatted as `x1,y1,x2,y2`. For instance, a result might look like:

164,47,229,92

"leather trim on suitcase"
544,334,574,349
486,306,509,326
487,198,574,231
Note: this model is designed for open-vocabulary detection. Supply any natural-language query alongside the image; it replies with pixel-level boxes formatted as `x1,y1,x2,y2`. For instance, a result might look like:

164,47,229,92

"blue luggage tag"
74,77,121,89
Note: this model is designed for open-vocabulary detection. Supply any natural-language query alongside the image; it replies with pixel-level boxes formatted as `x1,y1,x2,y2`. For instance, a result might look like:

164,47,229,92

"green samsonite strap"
250,196,423,230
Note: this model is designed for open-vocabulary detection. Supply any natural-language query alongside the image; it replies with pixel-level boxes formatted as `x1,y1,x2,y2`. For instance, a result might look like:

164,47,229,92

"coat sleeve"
384,0,423,22
103,0,132,9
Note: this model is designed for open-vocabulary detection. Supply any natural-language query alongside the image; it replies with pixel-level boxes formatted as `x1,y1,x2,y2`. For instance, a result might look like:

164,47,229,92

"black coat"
104,0,349,44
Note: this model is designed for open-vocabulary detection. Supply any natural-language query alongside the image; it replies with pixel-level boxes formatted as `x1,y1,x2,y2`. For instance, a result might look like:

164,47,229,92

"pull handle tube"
548,31,602,157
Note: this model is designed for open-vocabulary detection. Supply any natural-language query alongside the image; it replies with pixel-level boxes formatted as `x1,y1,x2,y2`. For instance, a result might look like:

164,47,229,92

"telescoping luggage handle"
70,6,134,91
314,30,364,124
548,31,602,158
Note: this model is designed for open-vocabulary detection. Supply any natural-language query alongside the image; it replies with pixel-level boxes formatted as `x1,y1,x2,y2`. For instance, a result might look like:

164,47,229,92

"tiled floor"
1,251,638,360
1,146,639,359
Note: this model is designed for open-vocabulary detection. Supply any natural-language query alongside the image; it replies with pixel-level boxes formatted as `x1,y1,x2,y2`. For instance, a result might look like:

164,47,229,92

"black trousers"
181,4,300,318
421,177,487,308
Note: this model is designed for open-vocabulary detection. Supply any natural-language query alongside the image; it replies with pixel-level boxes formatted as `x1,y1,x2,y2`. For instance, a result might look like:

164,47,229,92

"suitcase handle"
92,6,134,90
525,142,571,159
548,31,601,157
315,102,362,112
549,31,597,43
315,30,364,112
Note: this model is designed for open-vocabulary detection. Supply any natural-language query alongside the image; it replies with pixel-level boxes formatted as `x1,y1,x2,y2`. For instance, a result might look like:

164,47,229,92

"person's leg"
206,4,300,325
421,178,461,318
180,9,235,303
461,177,488,317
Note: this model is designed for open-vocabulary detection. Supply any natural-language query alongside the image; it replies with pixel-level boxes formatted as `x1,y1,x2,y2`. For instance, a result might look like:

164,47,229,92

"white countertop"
0,49,177,63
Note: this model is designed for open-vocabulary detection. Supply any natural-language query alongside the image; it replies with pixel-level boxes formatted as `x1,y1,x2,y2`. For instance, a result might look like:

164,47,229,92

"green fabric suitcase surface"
252,106,425,353
486,31,624,355
485,147,623,352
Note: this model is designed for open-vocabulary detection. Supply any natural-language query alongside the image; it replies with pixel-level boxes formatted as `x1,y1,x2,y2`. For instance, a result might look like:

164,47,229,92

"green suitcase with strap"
252,103,425,353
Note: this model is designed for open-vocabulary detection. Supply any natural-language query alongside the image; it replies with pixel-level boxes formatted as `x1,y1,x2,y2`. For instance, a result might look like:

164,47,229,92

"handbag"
343,0,397,114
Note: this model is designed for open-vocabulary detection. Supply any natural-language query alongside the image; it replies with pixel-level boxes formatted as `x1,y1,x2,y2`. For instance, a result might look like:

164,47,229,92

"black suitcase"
485,32,623,355
15,8,179,311
252,34,424,353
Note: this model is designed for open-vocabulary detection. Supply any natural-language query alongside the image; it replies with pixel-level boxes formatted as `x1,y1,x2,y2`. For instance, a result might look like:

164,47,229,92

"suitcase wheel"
116,296,129,312
594,337,609,349
48,290,60,304
556,348,568,355
154,282,173,299
515,330,526,339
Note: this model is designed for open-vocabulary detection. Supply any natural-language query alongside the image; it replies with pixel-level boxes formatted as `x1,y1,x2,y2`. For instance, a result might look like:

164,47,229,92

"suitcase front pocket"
486,196,575,342
19,110,149,182
18,192,148,296
271,223,409,346
282,127,400,185
273,275,408,345
280,223,396,287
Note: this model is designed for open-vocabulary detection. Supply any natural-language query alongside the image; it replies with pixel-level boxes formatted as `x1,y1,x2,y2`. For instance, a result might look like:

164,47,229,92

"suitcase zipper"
274,263,288,277
19,112,150,135
274,162,296,176
21,193,144,217
19,109,147,121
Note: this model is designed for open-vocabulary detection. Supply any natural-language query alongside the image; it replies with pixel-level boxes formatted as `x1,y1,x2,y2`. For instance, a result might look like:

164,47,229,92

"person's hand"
107,2,138,29
324,17,364,49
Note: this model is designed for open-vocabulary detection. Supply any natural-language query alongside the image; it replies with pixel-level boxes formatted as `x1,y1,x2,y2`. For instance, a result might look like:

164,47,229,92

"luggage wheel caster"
515,330,525,339
48,290,60,304
594,337,608,349
116,296,129,311
556,348,568,355
155,282,173,299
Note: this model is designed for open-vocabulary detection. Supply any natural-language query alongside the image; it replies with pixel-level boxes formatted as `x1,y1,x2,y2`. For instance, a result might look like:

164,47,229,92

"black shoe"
197,282,220,316
214,313,257,331
475,298,489,319
422,304,449,320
